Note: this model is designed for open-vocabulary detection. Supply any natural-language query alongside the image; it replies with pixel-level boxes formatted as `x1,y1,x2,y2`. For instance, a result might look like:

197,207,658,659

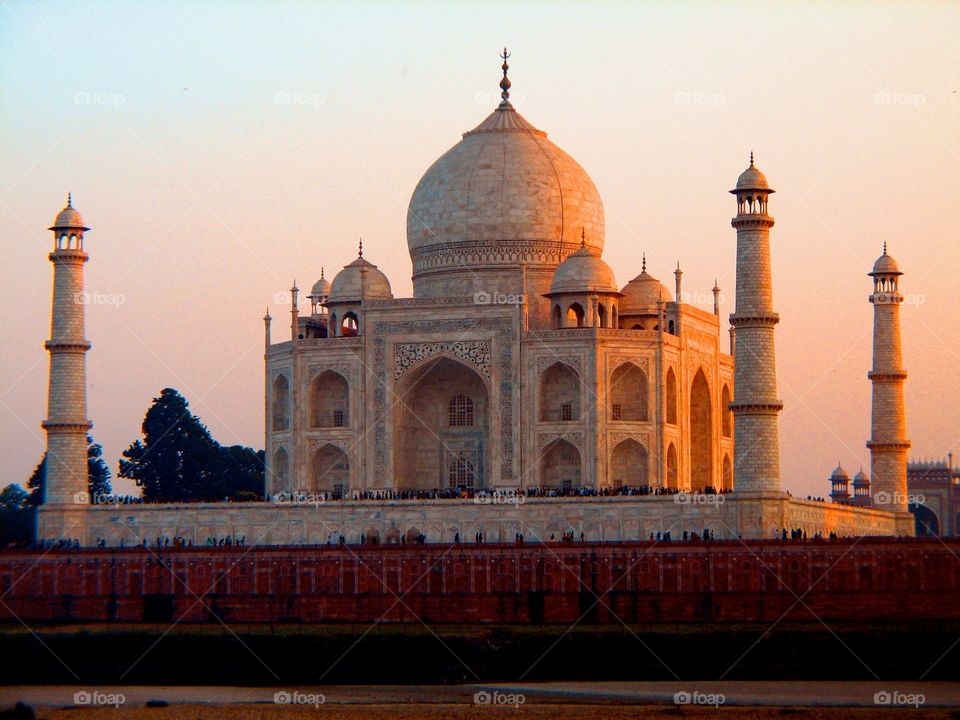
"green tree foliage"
0,484,33,546
119,388,264,502
26,435,113,506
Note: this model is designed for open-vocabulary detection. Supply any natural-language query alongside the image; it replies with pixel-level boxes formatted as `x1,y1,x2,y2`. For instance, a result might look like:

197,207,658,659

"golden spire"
499,47,512,105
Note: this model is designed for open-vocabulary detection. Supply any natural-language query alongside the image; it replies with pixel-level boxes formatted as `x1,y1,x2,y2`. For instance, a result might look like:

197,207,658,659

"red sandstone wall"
1,539,956,625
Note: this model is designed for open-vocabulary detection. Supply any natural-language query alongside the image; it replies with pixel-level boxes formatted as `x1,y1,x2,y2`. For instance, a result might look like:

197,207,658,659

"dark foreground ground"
2,622,958,684
1,683,960,719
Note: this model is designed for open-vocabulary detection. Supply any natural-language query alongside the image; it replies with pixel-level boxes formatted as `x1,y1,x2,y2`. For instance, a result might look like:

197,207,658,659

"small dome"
732,155,773,193
547,245,618,295
619,265,670,313
870,246,901,276
830,464,850,481
328,255,393,303
49,194,89,231
310,273,331,299
853,469,870,486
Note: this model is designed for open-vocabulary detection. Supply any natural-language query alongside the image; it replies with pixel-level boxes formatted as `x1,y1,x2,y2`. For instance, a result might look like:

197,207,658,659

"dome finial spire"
642,253,647,273
67,192,72,208
749,151,754,167
883,241,887,255
580,227,586,248
499,47,512,105
358,237,363,258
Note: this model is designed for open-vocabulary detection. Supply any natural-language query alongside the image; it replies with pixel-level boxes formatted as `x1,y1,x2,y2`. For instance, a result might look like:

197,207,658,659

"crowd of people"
272,485,735,503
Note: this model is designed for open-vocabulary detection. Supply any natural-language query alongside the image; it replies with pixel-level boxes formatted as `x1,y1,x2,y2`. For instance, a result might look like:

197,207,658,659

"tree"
215,446,266,501
120,388,265,502
120,388,219,502
27,435,113,506
0,484,33,546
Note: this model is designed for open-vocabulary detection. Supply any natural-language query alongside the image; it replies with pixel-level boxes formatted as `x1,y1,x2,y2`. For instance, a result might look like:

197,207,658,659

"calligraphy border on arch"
393,340,492,382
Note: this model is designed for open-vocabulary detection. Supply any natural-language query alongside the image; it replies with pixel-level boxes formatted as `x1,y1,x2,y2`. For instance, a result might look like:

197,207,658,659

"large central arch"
394,355,489,491
690,369,714,490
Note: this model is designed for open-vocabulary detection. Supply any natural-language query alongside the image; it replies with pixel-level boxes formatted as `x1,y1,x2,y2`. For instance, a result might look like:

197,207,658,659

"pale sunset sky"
1,1,958,498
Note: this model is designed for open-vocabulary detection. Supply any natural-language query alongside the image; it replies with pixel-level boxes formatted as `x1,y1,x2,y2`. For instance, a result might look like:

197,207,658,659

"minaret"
41,195,93,523
712,280,721,316
290,281,299,341
729,155,783,494
867,244,910,512
674,263,683,302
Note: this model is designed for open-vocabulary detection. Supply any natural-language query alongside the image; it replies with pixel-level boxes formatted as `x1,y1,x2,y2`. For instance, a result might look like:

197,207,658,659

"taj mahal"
37,54,915,545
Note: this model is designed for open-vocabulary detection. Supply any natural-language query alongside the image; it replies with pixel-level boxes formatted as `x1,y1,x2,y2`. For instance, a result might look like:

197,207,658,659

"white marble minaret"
39,195,92,539
729,156,783,494
867,244,910,511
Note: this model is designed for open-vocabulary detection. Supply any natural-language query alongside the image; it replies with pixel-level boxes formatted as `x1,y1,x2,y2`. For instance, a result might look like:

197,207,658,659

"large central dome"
406,66,604,307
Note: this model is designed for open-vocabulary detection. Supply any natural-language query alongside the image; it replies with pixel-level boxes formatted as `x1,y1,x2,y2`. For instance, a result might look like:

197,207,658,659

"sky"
1,1,958,499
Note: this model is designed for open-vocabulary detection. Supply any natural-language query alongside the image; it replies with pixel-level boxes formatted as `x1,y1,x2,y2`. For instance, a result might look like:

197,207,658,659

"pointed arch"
721,383,732,437
539,439,581,489
539,362,581,422
309,370,349,428
272,374,290,432
665,367,677,425
395,355,489,491
311,443,349,496
610,439,649,488
609,362,648,421
341,311,359,336
272,447,289,490
722,453,732,491
690,369,714,491
666,442,678,489
566,302,585,328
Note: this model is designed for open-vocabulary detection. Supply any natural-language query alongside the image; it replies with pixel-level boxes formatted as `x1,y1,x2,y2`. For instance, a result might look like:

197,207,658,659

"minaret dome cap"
49,194,89,231
830,464,850,480
869,245,902,276
730,154,774,194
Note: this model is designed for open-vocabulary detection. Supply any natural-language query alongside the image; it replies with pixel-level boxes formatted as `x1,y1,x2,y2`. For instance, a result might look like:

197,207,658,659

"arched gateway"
394,356,489,491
